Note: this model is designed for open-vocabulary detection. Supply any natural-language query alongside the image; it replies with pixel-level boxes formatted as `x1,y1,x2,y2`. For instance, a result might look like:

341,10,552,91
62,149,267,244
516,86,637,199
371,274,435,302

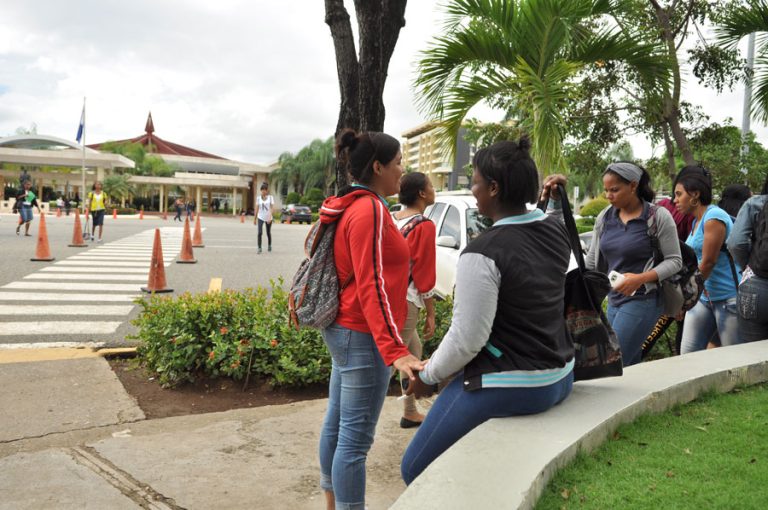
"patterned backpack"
288,221,353,329
647,205,705,316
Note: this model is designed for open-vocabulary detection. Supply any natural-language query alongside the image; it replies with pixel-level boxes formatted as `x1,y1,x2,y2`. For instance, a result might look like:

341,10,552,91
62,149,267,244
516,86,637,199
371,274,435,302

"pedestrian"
318,129,423,510
728,174,768,343
400,139,574,485
255,183,274,254
391,172,437,428
584,162,682,366
174,198,184,222
718,184,752,220
87,181,108,243
224,199,229,211
56,196,64,213
14,180,42,236
186,199,195,219
674,165,741,353
64,197,71,216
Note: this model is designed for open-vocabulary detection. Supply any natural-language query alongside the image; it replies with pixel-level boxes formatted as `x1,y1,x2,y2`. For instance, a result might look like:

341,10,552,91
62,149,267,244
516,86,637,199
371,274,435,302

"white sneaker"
97,238,103,243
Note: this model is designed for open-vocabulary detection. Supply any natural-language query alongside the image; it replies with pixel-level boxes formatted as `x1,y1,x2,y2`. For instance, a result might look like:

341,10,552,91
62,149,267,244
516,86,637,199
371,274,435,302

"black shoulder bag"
556,185,624,380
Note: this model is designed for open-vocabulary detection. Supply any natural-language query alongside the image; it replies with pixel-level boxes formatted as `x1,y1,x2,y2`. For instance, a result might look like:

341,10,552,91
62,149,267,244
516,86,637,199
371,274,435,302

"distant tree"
103,174,135,208
325,0,408,187
14,123,38,135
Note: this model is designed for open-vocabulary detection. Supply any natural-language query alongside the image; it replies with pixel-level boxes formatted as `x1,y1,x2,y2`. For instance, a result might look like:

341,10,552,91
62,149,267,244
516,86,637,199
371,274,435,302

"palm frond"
716,0,768,50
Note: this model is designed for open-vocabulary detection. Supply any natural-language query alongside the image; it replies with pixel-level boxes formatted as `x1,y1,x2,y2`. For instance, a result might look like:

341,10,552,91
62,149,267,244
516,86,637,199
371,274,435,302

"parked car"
426,193,578,299
281,204,312,224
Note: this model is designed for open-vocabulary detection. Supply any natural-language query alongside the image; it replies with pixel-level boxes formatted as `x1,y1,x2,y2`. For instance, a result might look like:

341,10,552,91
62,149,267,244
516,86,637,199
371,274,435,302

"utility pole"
741,33,756,185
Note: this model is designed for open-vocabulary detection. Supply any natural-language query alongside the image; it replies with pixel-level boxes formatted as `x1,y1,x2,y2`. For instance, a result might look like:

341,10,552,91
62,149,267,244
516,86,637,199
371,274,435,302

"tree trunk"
661,123,677,184
651,1,695,166
325,0,407,189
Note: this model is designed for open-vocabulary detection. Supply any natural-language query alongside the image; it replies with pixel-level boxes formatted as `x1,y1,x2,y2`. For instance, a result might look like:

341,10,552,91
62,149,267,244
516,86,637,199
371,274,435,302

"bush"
417,297,454,359
114,208,137,215
285,192,301,204
311,212,320,223
579,197,610,217
575,217,595,234
130,279,330,388
301,188,325,211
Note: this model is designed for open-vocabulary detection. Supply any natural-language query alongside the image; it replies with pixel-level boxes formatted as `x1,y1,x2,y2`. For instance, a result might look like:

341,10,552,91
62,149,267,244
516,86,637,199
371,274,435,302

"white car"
425,192,577,299
424,193,492,299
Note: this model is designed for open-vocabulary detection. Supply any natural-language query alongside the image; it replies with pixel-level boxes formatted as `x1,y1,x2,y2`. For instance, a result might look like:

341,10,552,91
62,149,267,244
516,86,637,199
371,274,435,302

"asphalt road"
0,213,311,347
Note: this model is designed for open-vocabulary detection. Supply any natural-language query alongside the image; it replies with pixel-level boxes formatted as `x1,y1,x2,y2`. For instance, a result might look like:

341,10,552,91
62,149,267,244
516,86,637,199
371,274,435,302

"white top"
257,195,274,222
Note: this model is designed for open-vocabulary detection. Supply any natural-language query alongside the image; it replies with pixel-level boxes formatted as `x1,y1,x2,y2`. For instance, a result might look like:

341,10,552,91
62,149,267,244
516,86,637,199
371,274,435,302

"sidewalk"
0,357,412,509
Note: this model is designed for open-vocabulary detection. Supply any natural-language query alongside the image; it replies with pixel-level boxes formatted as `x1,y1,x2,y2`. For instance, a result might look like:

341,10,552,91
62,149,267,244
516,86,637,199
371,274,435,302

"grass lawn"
536,383,768,509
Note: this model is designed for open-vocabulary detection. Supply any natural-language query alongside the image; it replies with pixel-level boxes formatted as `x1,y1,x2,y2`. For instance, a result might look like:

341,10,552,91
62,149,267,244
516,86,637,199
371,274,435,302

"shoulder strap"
647,204,663,266
399,214,426,238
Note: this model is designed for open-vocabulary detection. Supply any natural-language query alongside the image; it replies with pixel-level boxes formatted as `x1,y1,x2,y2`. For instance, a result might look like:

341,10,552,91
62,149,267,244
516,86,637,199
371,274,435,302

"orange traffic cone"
139,208,144,220
113,208,117,219
56,207,62,218
68,211,88,247
31,213,55,261
192,213,204,248
177,216,197,264
141,229,173,293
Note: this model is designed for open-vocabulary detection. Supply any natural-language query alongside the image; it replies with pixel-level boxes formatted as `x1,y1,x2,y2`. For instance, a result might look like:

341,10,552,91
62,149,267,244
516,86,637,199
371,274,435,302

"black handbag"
555,185,623,380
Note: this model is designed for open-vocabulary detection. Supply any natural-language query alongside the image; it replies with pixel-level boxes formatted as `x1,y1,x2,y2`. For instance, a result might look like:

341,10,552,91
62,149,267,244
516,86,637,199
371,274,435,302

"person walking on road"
255,183,274,254
14,180,42,236
88,181,108,243
392,172,437,429
174,198,184,222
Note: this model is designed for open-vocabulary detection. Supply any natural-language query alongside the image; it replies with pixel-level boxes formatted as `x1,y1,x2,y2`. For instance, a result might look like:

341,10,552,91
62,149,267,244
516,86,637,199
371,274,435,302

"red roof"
89,112,227,160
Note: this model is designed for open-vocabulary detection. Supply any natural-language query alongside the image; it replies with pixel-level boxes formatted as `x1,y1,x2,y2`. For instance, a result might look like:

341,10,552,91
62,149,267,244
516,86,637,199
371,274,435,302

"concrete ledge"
392,340,768,509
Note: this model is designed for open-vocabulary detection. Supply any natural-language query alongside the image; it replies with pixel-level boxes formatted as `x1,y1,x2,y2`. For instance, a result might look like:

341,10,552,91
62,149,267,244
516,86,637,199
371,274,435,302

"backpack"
288,220,353,329
397,214,426,238
647,205,705,316
748,198,768,278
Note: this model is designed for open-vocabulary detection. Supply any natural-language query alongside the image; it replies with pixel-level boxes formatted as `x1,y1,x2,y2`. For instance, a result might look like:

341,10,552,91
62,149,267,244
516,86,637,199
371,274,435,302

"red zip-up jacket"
402,217,436,297
320,188,411,366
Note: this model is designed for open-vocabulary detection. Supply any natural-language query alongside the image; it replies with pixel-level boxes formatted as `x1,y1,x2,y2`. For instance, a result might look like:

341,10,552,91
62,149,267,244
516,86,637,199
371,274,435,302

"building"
89,113,272,215
401,121,473,191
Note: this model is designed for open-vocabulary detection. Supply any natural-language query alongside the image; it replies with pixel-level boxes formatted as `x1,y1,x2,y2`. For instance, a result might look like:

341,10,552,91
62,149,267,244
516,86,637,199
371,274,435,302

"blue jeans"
738,276,768,343
680,297,741,353
607,296,663,367
19,206,33,223
401,370,573,485
319,323,391,510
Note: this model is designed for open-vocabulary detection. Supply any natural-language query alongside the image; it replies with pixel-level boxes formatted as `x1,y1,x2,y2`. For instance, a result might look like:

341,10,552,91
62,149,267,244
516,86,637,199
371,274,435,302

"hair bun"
337,129,359,153
517,136,531,152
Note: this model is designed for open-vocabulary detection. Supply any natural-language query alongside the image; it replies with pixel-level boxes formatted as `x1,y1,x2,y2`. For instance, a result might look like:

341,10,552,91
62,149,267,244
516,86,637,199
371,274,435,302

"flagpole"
81,97,86,212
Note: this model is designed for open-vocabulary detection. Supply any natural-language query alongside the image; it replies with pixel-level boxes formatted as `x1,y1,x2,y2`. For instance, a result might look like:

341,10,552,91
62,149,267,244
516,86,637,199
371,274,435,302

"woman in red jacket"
392,172,437,428
319,129,424,510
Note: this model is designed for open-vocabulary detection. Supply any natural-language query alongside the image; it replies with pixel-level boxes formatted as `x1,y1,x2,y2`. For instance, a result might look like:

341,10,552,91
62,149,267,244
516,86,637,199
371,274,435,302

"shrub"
575,217,595,234
417,297,454,359
579,197,610,217
301,188,325,211
285,192,301,204
130,279,330,388
114,208,137,215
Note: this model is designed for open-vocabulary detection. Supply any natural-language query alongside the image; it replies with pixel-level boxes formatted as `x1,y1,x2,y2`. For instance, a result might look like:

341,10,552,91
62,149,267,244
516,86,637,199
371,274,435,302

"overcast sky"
0,0,764,165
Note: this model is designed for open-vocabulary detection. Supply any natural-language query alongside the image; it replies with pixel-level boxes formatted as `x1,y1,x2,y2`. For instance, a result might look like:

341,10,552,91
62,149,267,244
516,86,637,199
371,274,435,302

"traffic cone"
141,229,173,293
56,207,62,218
177,216,197,264
68,211,88,247
139,208,144,220
113,208,117,219
31,213,55,261
192,213,204,248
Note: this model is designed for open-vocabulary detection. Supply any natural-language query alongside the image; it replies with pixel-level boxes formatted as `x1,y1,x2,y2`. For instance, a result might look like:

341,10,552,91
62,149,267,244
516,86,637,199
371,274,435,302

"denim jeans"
319,323,391,510
607,296,663,367
19,206,33,223
401,370,573,485
680,297,741,353
738,275,768,343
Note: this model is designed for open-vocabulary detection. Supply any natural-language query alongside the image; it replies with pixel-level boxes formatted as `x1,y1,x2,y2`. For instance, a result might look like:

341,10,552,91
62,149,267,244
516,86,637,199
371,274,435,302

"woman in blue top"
674,166,741,352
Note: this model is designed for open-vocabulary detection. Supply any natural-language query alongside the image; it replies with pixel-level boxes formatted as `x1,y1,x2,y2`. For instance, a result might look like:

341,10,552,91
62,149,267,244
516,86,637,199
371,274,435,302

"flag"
75,101,85,143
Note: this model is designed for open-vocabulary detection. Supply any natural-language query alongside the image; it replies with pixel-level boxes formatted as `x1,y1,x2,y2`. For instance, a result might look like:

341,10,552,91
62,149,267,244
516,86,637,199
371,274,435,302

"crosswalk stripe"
0,293,138,302
69,256,175,261
0,321,123,335
39,266,151,273
0,305,133,315
3,282,143,292
24,274,148,281
54,261,170,267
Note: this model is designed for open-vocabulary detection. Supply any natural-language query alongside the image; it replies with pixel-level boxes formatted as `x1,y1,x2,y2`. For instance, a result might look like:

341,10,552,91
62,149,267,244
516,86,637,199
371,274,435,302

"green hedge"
130,280,329,388
579,197,610,217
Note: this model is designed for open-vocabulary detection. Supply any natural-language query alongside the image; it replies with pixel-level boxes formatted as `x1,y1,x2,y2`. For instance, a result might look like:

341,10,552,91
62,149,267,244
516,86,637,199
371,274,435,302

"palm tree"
414,0,669,174
717,0,768,123
103,174,135,208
